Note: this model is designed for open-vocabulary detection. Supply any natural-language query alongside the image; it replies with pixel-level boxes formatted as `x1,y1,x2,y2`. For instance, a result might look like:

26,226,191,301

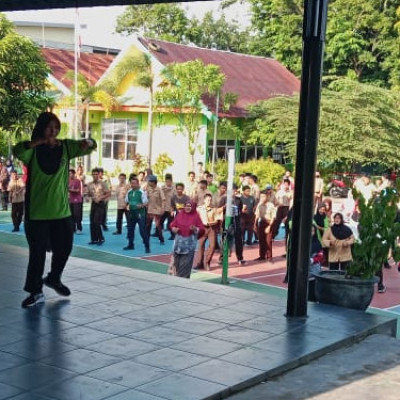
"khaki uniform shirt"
322,228,355,263
115,183,129,209
161,184,175,212
87,180,109,203
147,186,165,215
255,201,277,223
8,178,25,203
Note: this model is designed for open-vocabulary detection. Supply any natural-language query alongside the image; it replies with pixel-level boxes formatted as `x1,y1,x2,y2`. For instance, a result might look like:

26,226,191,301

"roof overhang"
0,0,213,12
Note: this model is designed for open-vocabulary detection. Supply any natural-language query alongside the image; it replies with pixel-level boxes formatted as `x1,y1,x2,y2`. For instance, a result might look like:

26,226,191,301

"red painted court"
145,239,400,312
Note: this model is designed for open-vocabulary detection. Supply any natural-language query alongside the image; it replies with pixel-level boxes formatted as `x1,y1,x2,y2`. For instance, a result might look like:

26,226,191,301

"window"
208,140,264,163
102,118,138,160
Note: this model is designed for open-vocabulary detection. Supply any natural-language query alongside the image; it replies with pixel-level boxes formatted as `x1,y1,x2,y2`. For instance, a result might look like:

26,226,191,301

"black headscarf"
331,212,353,240
313,204,326,228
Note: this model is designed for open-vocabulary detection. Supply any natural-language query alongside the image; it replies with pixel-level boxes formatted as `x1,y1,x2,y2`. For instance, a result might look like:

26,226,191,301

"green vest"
127,189,146,217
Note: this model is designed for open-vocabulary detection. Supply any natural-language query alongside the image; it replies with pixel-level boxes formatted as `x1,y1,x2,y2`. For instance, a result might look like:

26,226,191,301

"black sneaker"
112,231,121,235
145,247,151,254
378,284,386,293
123,245,134,250
102,226,109,231
43,277,71,296
22,293,45,308
238,260,247,265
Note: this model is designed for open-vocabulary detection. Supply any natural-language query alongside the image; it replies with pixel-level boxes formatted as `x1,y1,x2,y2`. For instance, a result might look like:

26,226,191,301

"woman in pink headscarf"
170,200,204,278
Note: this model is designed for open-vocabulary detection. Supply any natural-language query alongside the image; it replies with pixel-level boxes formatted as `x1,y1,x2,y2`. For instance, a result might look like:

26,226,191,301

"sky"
4,1,250,50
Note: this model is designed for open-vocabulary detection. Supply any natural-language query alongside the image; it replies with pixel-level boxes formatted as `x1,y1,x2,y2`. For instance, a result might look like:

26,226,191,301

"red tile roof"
41,48,115,88
139,37,300,118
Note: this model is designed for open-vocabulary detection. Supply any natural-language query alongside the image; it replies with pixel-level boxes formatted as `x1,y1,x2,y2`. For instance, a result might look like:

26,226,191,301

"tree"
155,59,226,169
116,4,250,53
245,79,400,169
116,4,190,43
248,0,400,87
0,13,53,155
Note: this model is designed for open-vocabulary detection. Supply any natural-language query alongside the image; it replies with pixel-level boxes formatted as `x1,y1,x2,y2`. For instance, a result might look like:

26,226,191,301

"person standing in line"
171,183,190,215
146,175,166,245
170,200,205,278
68,168,83,233
124,176,150,252
193,179,212,207
322,212,355,271
13,111,97,308
160,173,176,240
273,178,293,239
8,170,25,232
240,185,256,245
98,167,111,231
86,168,110,245
0,161,10,211
314,171,324,212
254,190,277,262
113,173,129,235
195,193,221,270
76,163,86,203
186,171,197,198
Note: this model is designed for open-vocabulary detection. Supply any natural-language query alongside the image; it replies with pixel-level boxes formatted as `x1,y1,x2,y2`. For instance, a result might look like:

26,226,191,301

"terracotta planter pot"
312,270,377,311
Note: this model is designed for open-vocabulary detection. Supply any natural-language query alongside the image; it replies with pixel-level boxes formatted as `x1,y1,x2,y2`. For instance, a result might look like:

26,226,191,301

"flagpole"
74,7,80,141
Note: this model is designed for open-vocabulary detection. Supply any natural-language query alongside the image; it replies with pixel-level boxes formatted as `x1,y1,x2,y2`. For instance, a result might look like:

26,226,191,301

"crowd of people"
4,112,399,307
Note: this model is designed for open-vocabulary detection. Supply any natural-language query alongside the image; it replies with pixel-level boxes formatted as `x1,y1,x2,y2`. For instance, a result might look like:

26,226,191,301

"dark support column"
286,0,329,317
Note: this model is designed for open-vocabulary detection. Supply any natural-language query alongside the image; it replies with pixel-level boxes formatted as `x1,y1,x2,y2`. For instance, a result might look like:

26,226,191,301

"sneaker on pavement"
22,293,45,308
145,247,151,254
378,284,386,293
123,245,134,250
238,260,247,265
43,276,71,296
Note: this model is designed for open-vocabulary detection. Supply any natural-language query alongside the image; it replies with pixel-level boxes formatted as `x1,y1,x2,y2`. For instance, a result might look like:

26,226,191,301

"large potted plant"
313,186,400,310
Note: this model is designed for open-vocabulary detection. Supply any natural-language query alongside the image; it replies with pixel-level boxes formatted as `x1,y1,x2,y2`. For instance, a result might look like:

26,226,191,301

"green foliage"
132,153,148,173
153,152,174,178
248,0,400,87
0,13,53,151
211,158,285,188
116,4,249,53
156,59,226,169
116,4,190,42
347,187,400,279
245,79,400,168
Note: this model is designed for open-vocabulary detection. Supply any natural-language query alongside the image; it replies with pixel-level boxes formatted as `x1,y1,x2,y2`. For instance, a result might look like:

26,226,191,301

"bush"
210,158,285,188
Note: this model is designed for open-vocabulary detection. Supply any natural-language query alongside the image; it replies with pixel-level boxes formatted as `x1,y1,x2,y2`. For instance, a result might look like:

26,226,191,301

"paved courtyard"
0,241,396,400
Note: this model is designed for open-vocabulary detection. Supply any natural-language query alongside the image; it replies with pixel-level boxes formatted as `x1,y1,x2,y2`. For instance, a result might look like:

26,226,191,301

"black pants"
127,212,150,248
102,200,109,228
329,261,350,271
90,201,105,242
1,190,8,210
160,211,174,237
24,217,74,294
116,208,129,234
69,202,83,232
11,201,24,229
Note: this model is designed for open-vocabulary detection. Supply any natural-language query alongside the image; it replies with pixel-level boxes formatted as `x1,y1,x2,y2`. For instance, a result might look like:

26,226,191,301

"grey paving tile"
84,286,140,299
43,305,112,325
1,337,76,361
88,273,137,286
36,375,127,400
65,291,110,306
183,359,263,387
0,362,76,390
194,308,255,325
137,372,227,400
122,307,187,324
87,360,170,388
0,351,30,371
117,280,168,292
144,300,214,317
86,336,160,358
135,348,210,372
7,393,55,400
0,382,22,399
171,335,243,358
104,390,165,400
222,300,285,317
118,293,173,307
161,317,228,335
39,348,120,373
129,326,198,347
45,326,117,347
207,325,276,345
238,315,308,334
0,325,35,347
10,314,77,336
221,346,296,371
80,299,146,316
84,316,157,335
